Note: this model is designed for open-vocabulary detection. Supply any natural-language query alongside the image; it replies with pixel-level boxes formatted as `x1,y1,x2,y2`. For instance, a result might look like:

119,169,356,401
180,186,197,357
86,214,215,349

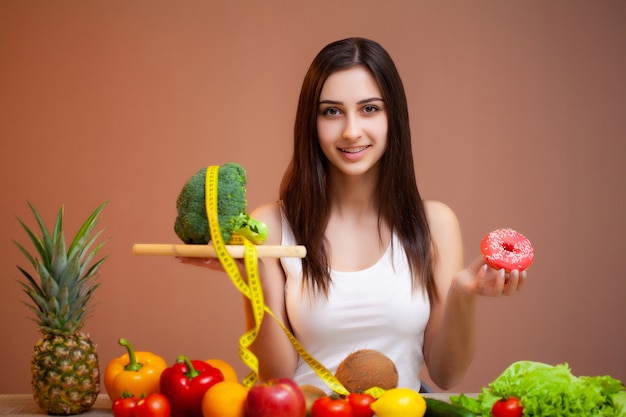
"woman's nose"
342,114,362,140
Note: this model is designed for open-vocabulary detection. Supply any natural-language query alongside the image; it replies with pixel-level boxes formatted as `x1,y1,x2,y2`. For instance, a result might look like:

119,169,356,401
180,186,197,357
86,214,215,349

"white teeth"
340,146,369,153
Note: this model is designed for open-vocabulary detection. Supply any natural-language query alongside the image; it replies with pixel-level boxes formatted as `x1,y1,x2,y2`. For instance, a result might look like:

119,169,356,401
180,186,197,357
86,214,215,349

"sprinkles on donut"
480,228,534,272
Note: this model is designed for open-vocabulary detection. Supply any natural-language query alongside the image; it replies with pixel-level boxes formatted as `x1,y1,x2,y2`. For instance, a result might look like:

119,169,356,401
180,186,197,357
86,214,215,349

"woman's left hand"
454,255,527,297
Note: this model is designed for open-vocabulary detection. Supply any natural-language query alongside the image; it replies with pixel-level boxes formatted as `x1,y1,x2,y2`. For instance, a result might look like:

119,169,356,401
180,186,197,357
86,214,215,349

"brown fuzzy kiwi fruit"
335,349,399,392
299,384,326,417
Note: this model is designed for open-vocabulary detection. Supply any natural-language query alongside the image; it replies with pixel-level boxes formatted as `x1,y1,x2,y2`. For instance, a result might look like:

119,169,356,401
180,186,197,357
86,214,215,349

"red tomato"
347,392,375,417
112,396,138,417
311,395,353,417
492,396,523,417
134,393,171,417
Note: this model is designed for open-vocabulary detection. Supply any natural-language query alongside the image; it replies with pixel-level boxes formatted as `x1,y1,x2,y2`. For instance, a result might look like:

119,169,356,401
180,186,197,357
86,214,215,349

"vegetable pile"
105,338,226,417
451,361,626,416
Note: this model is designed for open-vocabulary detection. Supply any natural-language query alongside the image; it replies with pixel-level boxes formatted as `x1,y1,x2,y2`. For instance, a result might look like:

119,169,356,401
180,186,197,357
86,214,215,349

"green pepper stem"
119,338,143,372
177,355,200,379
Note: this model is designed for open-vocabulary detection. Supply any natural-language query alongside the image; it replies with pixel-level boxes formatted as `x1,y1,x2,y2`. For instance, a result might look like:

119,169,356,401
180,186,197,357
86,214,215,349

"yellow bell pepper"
104,338,168,401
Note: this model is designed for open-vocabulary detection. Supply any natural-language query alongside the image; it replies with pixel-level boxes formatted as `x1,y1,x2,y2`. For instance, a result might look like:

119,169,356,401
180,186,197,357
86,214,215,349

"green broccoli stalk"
174,162,268,245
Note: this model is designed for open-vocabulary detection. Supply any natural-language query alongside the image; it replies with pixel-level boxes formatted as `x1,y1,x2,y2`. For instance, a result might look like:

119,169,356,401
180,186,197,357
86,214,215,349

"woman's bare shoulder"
423,200,462,247
424,200,458,229
424,200,463,272
250,201,281,222
250,201,283,245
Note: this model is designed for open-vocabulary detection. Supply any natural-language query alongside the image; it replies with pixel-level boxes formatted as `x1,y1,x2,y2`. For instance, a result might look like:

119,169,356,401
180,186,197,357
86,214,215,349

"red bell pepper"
159,355,224,417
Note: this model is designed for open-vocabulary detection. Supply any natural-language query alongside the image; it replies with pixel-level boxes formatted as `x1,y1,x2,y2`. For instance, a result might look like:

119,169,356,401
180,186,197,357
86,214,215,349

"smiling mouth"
339,145,370,153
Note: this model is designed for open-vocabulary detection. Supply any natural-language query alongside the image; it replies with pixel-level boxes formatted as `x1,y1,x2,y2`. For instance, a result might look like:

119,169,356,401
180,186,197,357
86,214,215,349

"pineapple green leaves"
14,201,109,335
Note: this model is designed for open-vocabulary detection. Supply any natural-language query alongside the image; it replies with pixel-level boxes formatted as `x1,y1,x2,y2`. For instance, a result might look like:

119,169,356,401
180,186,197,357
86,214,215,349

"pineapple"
15,201,108,415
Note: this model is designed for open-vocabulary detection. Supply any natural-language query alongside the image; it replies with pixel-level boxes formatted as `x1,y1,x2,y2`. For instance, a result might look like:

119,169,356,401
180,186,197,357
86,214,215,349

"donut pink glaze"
480,228,534,272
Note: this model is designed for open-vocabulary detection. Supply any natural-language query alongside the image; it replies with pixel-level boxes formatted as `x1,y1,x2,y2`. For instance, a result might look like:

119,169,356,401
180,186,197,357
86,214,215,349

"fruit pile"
105,342,474,417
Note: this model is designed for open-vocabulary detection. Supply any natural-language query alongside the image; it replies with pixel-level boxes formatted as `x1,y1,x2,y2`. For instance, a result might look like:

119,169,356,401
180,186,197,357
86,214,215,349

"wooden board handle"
132,243,306,258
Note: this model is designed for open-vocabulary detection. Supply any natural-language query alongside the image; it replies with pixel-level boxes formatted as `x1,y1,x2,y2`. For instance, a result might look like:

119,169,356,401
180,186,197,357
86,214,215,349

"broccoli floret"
174,162,268,245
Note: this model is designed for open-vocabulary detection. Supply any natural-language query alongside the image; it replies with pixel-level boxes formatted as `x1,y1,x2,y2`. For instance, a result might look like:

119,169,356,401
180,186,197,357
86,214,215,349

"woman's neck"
324,165,391,271
327,166,379,219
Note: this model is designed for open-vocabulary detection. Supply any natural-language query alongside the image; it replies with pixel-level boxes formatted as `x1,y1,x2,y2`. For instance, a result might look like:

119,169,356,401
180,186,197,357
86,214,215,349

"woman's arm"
422,200,470,390
242,202,299,381
422,201,526,390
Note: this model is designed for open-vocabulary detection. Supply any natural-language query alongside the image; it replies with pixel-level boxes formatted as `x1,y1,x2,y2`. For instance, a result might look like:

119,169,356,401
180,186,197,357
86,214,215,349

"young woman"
184,37,527,392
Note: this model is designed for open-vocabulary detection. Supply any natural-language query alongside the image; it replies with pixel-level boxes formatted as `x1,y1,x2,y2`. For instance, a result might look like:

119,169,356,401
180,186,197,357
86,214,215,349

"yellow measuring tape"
205,165,350,395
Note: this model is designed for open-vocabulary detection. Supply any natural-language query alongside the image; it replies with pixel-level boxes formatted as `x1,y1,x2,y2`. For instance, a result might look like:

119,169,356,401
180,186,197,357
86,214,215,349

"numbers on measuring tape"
260,305,349,395
204,165,348,395
206,166,260,386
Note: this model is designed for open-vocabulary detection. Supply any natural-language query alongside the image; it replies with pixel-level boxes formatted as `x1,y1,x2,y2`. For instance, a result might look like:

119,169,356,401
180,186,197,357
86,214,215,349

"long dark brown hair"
279,37,438,304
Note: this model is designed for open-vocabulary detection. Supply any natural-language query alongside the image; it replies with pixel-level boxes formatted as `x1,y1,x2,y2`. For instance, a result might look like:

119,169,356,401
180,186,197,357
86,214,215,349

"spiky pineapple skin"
31,332,100,415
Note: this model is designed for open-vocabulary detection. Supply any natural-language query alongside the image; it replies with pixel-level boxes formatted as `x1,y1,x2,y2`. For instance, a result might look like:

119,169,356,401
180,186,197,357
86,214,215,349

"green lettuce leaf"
450,361,625,416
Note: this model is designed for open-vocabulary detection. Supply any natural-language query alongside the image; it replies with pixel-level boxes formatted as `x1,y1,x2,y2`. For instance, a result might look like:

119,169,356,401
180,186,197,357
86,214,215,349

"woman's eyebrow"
318,97,384,105
318,99,342,105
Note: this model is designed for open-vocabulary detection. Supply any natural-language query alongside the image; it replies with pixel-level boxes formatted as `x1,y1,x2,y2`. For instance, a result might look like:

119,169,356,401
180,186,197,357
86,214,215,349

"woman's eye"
322,107,341,117
363,104,380,114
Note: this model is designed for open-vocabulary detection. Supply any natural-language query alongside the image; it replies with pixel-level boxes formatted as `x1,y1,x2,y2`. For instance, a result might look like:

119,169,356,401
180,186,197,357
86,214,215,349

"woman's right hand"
177,256,227,272
178,256,252,281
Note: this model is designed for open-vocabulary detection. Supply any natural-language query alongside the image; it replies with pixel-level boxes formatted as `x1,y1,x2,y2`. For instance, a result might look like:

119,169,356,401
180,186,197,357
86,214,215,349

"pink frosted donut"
480,229,534,272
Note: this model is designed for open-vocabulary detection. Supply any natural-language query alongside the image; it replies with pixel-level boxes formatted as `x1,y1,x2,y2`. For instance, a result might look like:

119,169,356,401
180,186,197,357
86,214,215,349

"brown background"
1,1,625,395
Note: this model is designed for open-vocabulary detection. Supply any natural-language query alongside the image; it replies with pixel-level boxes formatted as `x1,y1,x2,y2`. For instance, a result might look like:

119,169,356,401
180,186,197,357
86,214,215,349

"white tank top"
281,211,430,392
